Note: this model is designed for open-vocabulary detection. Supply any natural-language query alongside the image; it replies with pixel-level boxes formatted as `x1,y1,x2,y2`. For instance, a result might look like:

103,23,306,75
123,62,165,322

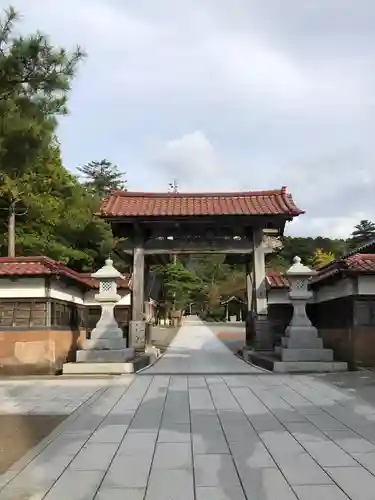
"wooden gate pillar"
129,244,146,349
252,228,273,350
245,257,252,313
245,256,254,346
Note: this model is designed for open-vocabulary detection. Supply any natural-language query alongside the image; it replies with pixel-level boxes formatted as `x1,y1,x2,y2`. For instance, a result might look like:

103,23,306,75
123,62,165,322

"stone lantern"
280,256,333,362
76,258,134,363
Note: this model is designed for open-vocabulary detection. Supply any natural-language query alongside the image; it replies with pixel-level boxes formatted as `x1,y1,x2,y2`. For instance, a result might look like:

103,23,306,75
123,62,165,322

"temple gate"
99,187,303,351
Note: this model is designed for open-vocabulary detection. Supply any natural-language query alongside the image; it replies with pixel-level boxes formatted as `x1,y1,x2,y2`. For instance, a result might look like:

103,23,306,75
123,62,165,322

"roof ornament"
168,179,179,193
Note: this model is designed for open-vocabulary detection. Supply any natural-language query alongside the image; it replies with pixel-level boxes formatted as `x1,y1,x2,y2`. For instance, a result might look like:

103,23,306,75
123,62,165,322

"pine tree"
348,220,375,249
0,6,85,256
77,159,127,198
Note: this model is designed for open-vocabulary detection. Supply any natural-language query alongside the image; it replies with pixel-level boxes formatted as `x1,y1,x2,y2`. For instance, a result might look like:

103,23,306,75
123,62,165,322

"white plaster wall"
50,280,84,304
358,276,375,295
0,277,46,298
268,289,290,305
268,277,356,305
314,278,355,303
84,289,131,306
0,277,132,307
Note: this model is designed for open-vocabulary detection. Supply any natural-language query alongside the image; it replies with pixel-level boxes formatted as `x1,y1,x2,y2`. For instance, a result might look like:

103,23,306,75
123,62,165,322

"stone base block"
273,361,348,373
76,348,134,363
285,325,319,339
253,316,273,351
247,351,348,374
63,362,135,375
90,327,123,339
281,337,323,349
129,320,146,349
83,338,127,350
281,348,333,362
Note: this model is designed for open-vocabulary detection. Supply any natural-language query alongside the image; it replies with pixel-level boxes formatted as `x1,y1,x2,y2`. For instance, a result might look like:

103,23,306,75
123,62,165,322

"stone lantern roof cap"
91,258,124,279
287,256,316,277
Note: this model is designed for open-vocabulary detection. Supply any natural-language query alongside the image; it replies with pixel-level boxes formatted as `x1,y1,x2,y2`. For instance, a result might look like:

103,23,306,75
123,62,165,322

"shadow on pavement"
2,373,375,498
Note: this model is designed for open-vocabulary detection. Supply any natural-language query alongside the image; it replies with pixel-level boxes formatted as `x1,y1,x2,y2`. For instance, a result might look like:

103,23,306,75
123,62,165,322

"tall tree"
0,140,116,271
77,159,126,198
266,254,289,272
154,262,201,312
347,220,375,250
0,6,85,256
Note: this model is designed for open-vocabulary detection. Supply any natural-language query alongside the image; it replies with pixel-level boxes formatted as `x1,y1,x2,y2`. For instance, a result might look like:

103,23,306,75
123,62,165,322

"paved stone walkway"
145,316,262,374
2,323,375,498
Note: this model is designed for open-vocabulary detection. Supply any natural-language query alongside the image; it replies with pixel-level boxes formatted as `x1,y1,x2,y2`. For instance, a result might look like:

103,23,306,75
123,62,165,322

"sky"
3,0,375,238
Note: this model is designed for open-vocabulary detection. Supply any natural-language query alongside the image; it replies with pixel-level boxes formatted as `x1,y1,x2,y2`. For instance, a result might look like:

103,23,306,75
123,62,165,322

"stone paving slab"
4,373,375,499
0,378,110,415
143,316,264,375
6,325,375,499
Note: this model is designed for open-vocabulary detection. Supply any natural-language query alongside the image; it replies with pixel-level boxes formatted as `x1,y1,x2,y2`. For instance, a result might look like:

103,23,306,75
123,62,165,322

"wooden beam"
104,214,289,227
119,239,253,255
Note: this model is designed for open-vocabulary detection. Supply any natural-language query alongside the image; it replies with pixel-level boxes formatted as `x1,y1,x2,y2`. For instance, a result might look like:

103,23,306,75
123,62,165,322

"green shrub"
204,306,226,322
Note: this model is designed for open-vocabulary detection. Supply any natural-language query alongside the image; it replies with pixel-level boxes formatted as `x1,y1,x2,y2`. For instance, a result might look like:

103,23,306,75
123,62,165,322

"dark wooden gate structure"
99,187,303,350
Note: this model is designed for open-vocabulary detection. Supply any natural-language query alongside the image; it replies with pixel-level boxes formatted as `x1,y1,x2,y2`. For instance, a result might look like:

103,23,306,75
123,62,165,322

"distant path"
205,321,246,353
144,315,263,374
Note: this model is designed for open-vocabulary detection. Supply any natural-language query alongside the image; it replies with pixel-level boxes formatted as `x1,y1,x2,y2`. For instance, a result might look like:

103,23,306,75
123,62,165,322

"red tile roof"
0,257,130,289
311,253,375,286
100,187,304,218
266,272,290,289
313,253,375,286
268,254,375,290
346,253,375,272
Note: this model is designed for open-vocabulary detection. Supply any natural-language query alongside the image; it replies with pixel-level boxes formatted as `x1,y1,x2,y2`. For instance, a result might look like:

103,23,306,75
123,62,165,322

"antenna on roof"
168,179,179,193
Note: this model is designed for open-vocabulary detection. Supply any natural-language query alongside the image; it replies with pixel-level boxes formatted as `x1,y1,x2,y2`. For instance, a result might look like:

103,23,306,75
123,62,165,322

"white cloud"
289,215,367,240
153,131,222,187
5,0,375,238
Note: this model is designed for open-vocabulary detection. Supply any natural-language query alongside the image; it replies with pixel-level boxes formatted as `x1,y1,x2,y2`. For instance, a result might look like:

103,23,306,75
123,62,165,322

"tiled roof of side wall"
0,257,130,289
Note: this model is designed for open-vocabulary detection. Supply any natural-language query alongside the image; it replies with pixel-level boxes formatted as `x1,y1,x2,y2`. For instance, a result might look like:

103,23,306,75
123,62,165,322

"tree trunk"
8,201,17,257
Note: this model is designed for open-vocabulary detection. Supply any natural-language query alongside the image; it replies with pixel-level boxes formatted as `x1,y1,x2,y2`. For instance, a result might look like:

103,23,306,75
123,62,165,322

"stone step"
281,348,333,362
83,338,127,350
63,362,135,375
273,361,348,373
248,351,348,373
63,355,150,375
76,348,135,363
281,337,323,349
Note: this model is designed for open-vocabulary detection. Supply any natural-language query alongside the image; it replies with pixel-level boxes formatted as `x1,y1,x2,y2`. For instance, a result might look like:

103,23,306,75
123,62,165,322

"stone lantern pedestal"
63,258,137,375
274,257,347,372
279,257,331,362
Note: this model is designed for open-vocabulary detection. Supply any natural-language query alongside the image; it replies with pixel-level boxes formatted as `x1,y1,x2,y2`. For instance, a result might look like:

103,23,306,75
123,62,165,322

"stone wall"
0,329,86,375
320,326,375,369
